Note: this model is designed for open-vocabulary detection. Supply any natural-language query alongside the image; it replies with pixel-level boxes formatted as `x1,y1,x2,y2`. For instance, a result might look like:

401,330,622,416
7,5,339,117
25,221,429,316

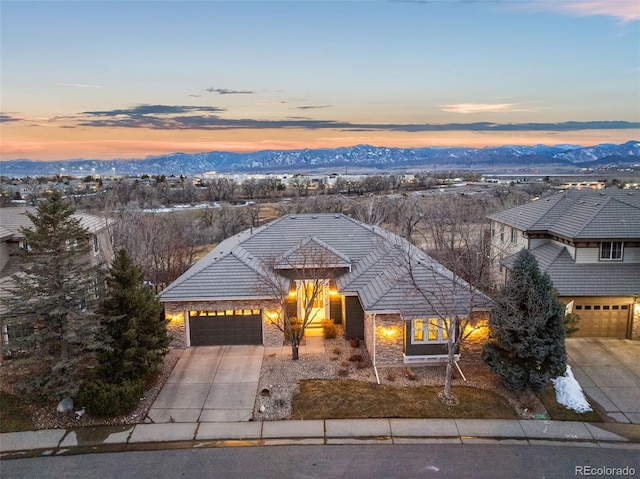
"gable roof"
160,213,491,317
488,189,640,240
275,236,352,270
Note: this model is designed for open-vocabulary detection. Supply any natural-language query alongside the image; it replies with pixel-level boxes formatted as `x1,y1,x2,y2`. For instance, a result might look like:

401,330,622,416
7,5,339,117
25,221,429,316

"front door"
297,279,329,334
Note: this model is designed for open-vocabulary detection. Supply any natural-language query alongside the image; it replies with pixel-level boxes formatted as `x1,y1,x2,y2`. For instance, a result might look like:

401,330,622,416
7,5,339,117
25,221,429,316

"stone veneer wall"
163,299,282,347
263,316,284,347
373,313,406,366
633,305,639,340
364,312,406,366
364,313,374,364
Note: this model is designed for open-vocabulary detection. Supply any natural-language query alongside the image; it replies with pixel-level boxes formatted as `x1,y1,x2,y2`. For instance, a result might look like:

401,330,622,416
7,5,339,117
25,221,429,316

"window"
600,241,623,261
93,235,100,254
412,318,449,343
500,224,505,242
510,228,517,244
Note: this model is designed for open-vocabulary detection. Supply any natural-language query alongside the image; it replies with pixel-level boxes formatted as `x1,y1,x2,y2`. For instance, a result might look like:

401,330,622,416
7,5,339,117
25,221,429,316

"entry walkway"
265,336,325,356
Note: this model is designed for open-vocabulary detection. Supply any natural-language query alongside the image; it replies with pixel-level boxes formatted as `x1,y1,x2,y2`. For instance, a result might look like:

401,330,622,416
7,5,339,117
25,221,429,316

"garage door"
572,304,630,338
189,310,263,346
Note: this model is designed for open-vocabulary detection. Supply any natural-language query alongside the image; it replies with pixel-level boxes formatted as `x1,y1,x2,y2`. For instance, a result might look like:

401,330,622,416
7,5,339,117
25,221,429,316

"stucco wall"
632,304,639,341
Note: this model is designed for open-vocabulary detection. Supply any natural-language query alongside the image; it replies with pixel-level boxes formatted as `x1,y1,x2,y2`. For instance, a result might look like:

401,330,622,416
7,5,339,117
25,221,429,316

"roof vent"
312,215,318,219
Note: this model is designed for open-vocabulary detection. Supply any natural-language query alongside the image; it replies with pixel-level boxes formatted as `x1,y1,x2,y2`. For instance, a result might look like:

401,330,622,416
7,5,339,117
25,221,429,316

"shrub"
322,319,337,339
79,378,144,417
348,354,362,362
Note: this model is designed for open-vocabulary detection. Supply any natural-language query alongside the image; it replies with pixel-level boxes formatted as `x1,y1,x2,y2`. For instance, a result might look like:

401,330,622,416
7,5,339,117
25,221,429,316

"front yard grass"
537,384,604,422
291,380,518,420
0,391,35,433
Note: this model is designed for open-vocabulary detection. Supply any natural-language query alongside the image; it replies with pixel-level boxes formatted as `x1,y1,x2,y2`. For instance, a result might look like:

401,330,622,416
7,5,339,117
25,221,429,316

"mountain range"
1,141,638,177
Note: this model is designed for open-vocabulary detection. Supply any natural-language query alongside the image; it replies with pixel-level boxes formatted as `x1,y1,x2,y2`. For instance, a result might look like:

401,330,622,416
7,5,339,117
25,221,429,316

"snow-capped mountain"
1,141,638,177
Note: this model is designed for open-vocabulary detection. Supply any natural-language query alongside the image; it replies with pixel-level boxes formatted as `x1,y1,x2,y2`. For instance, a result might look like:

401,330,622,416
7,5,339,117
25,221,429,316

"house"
0,207,114,353
488,189,640,340
160,213,491,367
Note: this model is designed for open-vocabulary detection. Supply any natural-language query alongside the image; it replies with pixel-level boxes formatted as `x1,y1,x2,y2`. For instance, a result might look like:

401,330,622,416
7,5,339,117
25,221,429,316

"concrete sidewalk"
2,419,639,456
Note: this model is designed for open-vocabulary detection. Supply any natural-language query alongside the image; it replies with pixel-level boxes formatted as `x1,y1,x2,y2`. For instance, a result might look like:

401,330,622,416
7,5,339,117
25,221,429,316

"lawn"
0,391,35,433
291,380,518,420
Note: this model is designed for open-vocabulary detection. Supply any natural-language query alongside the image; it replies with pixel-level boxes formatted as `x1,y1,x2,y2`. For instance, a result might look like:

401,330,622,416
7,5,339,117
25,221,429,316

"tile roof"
0,207,110,238
503,243,640,297
488,189,640,239
160,213,491,316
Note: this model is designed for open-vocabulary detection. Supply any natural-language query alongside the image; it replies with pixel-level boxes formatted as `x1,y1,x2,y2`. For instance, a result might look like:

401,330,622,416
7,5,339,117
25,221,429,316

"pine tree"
96,248,169,383
482,249,566,393
1,191,102,401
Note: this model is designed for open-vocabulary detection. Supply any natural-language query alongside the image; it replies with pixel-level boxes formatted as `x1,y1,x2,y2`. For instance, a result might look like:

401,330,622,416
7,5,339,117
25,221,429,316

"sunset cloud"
56,82,103,88
0,114,23,123
518,1,639,22
440,103,534,114
206,88,254,95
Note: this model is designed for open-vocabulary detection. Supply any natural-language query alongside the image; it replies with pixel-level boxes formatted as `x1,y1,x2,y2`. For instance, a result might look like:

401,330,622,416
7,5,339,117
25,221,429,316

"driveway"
148,345,264,423
566,338,640,424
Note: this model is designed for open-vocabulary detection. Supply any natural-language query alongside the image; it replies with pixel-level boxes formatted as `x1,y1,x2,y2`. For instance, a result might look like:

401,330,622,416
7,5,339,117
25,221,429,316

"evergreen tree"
482,249,566,393
96,248,169,383
1,191,102,401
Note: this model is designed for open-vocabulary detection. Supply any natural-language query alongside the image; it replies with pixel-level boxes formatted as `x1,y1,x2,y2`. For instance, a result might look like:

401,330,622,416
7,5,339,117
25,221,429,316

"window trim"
600,241,623,261
411,318,449,344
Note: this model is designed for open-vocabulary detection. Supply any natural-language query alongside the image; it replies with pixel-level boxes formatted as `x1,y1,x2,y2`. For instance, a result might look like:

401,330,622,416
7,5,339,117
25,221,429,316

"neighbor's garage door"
189,311,263,346
572,303,630,338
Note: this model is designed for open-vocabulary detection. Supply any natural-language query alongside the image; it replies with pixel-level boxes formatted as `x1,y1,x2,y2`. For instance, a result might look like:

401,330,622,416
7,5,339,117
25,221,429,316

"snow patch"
552,365,592,413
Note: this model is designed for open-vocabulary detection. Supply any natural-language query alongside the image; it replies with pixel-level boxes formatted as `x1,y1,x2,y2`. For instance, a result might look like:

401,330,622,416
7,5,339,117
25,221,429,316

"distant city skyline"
1,1,639,161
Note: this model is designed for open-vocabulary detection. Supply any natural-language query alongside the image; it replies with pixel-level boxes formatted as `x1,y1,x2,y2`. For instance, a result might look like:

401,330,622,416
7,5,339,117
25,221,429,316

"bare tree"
242,178,258,200
397,240,492,402
256,237,344,360
351,194,390,226
110,210,203,290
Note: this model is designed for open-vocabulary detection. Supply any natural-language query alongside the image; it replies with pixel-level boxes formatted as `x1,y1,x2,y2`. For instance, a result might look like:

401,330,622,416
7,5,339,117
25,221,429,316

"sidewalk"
2,419,639,456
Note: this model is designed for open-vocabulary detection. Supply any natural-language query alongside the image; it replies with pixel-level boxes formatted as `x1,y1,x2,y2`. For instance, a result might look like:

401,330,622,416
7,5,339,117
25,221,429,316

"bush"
79,378,144,417
321,319,337,339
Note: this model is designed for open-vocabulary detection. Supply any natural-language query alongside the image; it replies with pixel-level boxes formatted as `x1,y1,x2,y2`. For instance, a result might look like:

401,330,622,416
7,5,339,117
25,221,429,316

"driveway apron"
148,345,264,423
567,338,640,424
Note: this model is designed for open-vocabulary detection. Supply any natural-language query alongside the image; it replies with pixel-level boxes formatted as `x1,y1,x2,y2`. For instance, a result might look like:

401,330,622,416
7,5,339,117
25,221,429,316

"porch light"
380,326,399,339
265,310,280,321
329,288,338,297
167,312,184,323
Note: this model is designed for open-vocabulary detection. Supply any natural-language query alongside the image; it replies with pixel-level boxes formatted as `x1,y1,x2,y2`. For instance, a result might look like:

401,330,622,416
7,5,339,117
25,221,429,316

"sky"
1,0,639,161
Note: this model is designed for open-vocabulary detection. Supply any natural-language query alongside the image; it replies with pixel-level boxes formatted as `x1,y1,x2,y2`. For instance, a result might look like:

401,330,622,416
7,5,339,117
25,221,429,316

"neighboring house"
160,213,491,367
488,189,640,340
0,207,114,353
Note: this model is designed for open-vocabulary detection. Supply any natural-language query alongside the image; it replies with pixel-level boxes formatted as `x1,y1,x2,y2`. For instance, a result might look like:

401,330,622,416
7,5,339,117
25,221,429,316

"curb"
2,419,639,458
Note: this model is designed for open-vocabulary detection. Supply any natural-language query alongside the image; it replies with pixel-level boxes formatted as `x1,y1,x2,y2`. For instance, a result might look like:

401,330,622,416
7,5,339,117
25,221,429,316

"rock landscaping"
253,326,548,421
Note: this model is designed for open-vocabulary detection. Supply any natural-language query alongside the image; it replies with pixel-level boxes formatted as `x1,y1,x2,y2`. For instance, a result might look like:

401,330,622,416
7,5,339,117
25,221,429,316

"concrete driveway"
148,345,264,423
566,338,640,424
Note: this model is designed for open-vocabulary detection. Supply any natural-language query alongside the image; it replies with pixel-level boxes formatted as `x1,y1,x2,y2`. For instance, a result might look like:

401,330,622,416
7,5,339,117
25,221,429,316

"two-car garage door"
572,303,631,338
189,310,263,346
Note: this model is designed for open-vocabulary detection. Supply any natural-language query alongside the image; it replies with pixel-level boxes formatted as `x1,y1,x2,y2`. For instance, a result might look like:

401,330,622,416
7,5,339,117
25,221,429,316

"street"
2,444,638,479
